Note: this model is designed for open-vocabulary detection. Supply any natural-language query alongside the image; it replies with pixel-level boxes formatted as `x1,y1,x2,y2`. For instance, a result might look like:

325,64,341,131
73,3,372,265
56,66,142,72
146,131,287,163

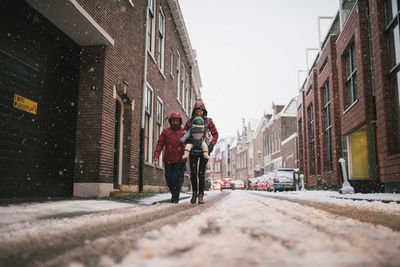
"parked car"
212,181,221,190
220,177,234,190
273,168,299,191
233,180,245,189
263,172,275,192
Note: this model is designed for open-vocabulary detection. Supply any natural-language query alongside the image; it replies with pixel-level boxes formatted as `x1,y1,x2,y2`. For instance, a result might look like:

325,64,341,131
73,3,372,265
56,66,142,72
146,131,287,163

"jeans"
189,154,208,195
164,163,186,202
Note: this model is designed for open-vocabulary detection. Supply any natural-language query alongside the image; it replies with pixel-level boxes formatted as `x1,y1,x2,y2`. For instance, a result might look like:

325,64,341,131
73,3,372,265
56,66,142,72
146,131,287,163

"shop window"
347,123,377,179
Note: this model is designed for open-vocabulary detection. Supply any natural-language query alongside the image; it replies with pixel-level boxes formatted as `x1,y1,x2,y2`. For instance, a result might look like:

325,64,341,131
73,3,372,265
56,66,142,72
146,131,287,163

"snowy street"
1,190,400,267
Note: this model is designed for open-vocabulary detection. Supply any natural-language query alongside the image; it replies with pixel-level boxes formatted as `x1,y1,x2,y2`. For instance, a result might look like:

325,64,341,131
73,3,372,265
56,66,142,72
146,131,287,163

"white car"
233,180,245,189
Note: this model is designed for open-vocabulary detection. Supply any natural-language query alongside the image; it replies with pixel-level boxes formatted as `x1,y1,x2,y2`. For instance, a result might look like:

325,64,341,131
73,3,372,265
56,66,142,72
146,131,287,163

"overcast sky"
179,0,339,137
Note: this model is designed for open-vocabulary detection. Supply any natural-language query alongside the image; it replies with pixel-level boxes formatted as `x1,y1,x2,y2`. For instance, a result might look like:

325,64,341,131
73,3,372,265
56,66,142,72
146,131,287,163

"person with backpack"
154,112,187,203
183,101,218,204
180,116,210,160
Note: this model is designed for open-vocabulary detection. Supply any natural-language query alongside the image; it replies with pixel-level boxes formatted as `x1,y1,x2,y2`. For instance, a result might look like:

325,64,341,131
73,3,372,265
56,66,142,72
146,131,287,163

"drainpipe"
139,3,150,192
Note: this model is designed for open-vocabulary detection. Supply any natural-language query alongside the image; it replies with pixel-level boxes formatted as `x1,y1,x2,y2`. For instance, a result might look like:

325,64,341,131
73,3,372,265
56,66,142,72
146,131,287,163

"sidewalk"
0,192,193,226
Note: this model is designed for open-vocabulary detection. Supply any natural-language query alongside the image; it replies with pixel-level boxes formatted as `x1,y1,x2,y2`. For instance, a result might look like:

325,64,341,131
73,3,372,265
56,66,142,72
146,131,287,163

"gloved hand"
208,144,213,153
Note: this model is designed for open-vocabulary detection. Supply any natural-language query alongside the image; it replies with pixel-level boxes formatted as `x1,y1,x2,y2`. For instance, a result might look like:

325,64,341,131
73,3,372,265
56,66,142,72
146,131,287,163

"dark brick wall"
74,1,146,185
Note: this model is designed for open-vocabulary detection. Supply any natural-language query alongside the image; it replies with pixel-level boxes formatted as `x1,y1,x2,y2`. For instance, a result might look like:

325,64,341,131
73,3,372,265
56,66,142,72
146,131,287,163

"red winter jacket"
154,125,187,163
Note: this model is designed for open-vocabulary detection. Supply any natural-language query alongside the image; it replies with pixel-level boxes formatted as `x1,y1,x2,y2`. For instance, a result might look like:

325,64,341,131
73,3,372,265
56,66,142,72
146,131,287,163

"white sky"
179,0,339,137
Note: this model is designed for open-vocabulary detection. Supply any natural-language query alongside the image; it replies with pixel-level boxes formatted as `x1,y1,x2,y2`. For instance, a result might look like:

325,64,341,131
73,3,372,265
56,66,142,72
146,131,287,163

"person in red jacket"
183,101,218,204
154,112,187,203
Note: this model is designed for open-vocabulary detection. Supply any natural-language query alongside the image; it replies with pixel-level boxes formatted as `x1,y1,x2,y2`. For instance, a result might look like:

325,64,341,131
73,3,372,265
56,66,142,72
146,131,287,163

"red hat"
192,101,208,116
168,112,182,124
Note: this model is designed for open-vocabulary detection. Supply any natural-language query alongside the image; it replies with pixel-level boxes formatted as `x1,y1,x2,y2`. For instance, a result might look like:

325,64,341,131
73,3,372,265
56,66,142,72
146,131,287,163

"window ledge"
170,73,174,79
158,68,166,80
343,99,358,115
144,161,155,167
148,50,157,64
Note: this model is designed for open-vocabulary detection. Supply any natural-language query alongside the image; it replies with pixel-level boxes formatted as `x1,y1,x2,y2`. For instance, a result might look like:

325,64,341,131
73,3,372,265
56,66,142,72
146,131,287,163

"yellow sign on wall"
13,93,37,115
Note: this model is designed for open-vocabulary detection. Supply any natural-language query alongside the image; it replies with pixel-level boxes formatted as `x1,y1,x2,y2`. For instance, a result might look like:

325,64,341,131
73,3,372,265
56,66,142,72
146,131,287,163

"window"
147,0,156,55
158,8,165,72
385,0,400,152
308,104,315,175
181,64,185,105
322,83,333,172
346,123,377,179
176,51,180,102
185,74,189,112
189,86,193,112
156,98,163,166
144,85,153,162
344,42,357,108
156,98,163,139
170,50,174,78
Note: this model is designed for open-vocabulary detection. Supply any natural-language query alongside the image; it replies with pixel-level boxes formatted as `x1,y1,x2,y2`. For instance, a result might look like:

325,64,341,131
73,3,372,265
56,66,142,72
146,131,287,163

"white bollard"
338,158,354,194
300,174,306,192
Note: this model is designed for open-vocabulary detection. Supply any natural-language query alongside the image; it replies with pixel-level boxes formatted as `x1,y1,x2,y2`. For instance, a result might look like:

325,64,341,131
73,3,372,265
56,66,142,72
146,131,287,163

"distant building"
263,99,298,173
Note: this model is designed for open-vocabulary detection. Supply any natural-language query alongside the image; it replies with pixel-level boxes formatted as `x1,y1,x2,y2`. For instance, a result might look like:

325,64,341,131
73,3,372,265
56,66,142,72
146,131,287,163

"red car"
220,177,234,190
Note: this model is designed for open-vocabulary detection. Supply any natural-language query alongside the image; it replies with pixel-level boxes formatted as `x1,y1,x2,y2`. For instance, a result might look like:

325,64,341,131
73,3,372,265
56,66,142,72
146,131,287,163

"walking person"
154,112,187,203
183,101,218,204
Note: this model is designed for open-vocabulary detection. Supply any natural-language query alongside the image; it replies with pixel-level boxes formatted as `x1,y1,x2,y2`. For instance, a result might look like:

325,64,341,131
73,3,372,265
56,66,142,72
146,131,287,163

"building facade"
263,99,298,174
297,0,400,192
0,0,201,198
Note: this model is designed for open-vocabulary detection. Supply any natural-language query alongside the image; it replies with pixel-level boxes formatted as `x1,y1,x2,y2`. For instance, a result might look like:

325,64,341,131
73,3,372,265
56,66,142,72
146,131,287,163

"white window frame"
158,8,165,72
170,50,174,78
176,51,181,102
181,64,185,105
147,0,156,56
144,84,154,163
185,74,189,112
156,97,164,166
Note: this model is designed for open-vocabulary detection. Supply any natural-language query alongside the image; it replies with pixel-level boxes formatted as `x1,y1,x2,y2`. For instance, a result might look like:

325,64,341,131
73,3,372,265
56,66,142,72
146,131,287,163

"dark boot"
190,193,197,204
198,193,204,204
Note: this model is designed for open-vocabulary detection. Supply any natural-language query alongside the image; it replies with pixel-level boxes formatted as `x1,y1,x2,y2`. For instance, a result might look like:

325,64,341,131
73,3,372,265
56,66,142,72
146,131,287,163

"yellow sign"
13,93,37,115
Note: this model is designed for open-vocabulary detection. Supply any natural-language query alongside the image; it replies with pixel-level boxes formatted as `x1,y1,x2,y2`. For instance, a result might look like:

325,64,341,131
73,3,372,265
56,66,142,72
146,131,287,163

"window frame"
147,0,156,55
344,41,358,108
144,84,154,163
158,8,165,72
322,82,333,172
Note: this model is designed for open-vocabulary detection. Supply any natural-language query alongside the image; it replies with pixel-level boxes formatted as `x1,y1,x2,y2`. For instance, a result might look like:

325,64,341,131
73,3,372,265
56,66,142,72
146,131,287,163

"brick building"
297,0,400,192
263,99,298,174
0,0,201,198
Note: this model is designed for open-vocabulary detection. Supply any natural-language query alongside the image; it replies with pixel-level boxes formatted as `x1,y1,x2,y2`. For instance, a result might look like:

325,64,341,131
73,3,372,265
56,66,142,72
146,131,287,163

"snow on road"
100,191,400,267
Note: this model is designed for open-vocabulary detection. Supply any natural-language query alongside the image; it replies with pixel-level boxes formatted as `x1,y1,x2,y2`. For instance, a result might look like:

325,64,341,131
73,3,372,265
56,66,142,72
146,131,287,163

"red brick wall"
316,35,342,185
369,0,400,182
336,1,374,135
143,0,194,187
303,70,319,186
